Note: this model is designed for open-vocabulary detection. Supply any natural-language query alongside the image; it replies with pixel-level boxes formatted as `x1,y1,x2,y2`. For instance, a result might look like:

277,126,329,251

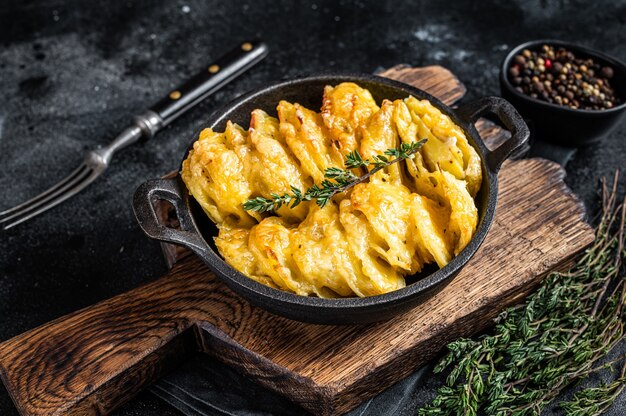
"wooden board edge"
0,329,197,416
0,366,26,416
195,322,337,416
73,329,197,415
519,158,591,233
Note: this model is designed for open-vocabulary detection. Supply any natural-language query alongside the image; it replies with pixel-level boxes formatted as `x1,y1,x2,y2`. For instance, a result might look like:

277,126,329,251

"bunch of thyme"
243,139,426,213
420,172,626,416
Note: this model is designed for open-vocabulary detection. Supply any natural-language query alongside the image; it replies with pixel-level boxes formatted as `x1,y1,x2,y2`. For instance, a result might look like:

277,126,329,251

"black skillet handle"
132,177,207,256
456,97,530,172
149,40,268,128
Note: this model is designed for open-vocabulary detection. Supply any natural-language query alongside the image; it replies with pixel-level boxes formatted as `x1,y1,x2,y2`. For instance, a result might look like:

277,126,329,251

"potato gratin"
181,83,481,298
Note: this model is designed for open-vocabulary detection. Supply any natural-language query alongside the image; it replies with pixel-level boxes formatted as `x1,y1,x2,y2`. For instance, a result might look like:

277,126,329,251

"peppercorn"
602,66,614,79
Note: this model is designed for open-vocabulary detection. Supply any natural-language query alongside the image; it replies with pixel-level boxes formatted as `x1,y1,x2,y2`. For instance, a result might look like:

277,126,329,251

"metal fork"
0,41,268,230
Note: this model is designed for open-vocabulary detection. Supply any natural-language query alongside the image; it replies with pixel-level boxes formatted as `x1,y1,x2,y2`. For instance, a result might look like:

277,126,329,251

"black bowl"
500,39,626,147
133,74,529,324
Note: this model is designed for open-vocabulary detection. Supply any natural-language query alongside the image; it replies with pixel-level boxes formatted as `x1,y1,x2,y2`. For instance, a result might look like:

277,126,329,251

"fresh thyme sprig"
419,172,626,416
243,139,427,213
561,363,626,416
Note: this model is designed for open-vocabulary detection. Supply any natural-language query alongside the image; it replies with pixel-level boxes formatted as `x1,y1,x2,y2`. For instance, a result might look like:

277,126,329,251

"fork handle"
96,41,268,161
149,40,268,128
132,40,268,141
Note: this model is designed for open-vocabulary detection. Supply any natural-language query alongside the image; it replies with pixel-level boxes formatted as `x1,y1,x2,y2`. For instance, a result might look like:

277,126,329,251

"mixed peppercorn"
508,44,620,111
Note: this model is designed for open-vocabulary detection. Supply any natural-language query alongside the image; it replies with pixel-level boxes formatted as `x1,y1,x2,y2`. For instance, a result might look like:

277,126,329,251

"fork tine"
0,164,88,217
0,166,99,230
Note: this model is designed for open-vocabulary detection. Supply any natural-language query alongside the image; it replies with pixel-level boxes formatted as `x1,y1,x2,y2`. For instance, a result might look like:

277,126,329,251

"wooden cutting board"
0,65,594,416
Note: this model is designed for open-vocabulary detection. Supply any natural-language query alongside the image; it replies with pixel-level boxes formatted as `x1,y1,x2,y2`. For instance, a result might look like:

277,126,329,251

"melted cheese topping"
181,83,481,297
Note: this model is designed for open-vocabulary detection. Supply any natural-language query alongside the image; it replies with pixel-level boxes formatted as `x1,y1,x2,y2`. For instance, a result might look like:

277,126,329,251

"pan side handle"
457,97,530,172
132,177,209,257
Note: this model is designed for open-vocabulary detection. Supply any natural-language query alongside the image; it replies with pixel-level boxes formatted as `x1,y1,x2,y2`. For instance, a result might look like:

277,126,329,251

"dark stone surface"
0,0,625,415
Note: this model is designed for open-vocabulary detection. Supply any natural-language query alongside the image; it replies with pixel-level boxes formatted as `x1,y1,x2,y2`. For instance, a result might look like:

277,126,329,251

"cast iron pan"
133,74,529,324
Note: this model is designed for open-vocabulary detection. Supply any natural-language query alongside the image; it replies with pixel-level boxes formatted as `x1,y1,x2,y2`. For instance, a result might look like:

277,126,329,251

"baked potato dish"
181,82,481,298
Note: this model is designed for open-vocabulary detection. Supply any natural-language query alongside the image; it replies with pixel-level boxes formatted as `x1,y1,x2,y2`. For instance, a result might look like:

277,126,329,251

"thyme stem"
242,139,426,213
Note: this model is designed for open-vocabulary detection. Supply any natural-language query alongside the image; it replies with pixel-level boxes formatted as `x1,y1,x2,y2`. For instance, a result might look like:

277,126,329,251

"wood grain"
377,64,467,106
0,66,594,416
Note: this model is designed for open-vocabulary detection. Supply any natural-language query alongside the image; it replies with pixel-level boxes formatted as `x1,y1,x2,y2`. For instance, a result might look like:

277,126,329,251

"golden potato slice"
278,101,343,183
348,182,419,273
290,204,360,297
412,99,483,198
360,99,404,185
181,128,257,228
392,104,440,201
392,99,425,190
247,217,315,295
224,120,248,147
339,198,406,296
410,195,452,268
404,96,465,179
322,82,380,154
456,138,483,198
247,110,310,222
440,170,478,254
215,227,277,288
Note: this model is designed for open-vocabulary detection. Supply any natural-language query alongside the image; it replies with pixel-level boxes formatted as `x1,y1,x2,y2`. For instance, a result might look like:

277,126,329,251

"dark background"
1,0,625,415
